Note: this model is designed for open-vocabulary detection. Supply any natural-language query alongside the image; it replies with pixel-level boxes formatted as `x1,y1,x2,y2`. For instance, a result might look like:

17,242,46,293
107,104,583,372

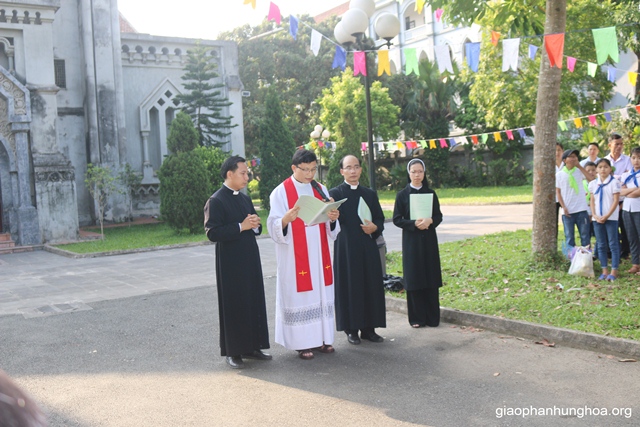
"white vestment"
267,177,340,350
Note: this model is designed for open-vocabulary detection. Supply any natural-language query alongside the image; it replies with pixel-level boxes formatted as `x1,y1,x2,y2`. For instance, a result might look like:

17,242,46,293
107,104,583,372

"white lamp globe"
375,13,401,41
349,0,376,18
341,8,369,37
310,130,321,139
321,129,331,139
334,21,356,45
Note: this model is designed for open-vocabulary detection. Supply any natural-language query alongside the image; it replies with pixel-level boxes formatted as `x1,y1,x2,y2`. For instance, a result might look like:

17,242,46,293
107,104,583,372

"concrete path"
1,204,639,426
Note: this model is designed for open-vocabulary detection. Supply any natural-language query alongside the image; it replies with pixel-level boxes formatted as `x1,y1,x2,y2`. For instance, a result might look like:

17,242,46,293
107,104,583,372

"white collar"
410,184,422,190
223,184,239,195
345,181,358,190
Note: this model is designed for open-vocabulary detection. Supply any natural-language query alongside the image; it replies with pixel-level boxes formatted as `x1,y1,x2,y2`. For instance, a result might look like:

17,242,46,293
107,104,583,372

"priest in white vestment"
267,149,340,360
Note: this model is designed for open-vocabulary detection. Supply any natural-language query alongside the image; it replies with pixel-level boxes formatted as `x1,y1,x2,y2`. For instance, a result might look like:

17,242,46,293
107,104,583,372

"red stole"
283,177,333,292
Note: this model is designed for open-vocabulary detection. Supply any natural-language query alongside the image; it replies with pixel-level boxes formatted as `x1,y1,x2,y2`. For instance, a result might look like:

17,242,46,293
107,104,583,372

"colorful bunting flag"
465,42,480,72
558,121,568,131
620,108,629,120
434,45,454,73
528,44,538,60
481,134,488,144
429,140,436,149
544,33,564,68
289,15,298,40
588,115,597,126
607,67,616,83
629,72,638,86
502,38,520,72
354,51,367,76
494,132,502,142
404,48,419,75
267,2,281,25
518,128,526,138
567,57,576,72
244,0,256,9
574,118,583,128
491,31,501,47
449,138,456,147
506,130,514,140
419,140,427,148
587,62,597,77
592,26,619,65
415,0,426,14
435,8,444,22
439,138,448,148
378,50,391,76
310,29,322,56
332,46,346,71
604,112,612,122
471,135,479,145
361,143,367,151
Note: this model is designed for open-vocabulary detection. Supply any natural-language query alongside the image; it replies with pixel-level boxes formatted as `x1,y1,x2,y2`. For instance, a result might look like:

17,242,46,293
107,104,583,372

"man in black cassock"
329,154,386,345
204,156,271,369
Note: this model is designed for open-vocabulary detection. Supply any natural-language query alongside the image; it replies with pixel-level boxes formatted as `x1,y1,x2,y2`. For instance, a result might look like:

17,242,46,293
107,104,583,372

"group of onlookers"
556,133,640,280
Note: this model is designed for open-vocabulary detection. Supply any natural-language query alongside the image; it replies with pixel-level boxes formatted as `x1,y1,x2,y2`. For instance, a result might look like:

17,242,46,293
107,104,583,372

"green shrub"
158,151,213,233
167,111,199,153
194,145,226,194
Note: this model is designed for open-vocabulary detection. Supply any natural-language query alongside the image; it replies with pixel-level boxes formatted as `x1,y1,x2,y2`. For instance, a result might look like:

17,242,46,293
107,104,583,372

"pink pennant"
567,57,576,72
361,142,367,151
354,51,367,76
318,141,324,147
439,138,448,148
506,130,514,140
267,2,281,25
435,8,444,22
588,115,597,126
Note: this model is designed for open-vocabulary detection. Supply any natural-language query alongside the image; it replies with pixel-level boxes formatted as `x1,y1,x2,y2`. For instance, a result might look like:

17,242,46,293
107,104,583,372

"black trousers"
407,287,440,327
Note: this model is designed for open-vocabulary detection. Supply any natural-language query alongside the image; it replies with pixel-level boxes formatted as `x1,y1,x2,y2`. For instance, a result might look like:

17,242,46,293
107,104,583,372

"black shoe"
346,331,361,345
242,350,273,360
361,331,384,343
225,356,244,369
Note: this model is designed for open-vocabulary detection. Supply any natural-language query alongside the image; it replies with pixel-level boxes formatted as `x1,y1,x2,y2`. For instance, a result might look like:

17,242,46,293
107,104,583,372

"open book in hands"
294,195,347,226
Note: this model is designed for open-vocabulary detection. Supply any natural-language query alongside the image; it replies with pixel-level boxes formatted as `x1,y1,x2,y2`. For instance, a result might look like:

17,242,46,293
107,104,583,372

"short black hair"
609,132,622,141
596,158,612,168
220,155,246,180
587,142,599,149
339,154,360,169
556,142,563,149
292,149,317,166
631,147,640,157
583,161,596,168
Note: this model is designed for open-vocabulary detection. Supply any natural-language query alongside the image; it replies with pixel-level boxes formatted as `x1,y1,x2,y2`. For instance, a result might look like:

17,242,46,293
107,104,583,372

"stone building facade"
0,0,245,246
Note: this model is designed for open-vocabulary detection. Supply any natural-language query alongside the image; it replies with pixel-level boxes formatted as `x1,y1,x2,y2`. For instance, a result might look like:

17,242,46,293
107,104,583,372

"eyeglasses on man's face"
296,166,318,173
342,165,361,172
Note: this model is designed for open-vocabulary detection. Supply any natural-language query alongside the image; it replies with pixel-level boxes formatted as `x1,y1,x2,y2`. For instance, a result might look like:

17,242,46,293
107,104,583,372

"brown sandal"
297,349,314,360
316,344,335,354
628,265,640,274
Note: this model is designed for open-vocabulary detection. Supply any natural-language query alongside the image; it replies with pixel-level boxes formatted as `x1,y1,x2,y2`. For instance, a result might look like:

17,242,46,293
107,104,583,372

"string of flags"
292,104,640,153
241,0,632,84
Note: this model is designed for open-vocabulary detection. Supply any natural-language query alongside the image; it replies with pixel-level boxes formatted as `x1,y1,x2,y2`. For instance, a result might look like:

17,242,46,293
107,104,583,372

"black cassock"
392,184,443,291
204,186,270,357
329,183,386,332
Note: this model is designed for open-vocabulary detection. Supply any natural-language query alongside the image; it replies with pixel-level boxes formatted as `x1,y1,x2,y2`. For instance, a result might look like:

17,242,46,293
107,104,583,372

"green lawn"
377,185,533,206
386,229,640,341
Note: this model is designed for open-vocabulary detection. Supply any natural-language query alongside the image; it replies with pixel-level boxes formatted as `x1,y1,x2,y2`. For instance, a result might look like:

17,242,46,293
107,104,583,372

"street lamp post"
334,0,400,192
310,125,331,183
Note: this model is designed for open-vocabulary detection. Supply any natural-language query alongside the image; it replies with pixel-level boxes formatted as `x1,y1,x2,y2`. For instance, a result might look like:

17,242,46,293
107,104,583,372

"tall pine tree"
258,89,296,211
175,43,235,148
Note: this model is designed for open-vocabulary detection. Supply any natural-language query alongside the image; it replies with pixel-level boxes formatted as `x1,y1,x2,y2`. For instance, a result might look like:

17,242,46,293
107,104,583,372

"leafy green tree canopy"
167,111,199,154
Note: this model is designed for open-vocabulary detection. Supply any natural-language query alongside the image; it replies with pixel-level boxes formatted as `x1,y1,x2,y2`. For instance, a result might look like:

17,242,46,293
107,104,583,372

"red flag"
544,33,565,68
491,31,501,47
471,135,479,145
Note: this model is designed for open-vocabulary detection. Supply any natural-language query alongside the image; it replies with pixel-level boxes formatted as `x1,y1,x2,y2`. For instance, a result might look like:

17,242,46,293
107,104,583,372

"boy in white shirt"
620,147,640,274
556,150,591,248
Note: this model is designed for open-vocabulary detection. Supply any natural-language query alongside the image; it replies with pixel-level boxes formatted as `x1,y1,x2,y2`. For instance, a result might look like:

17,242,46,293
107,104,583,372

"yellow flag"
629,72,638,86
415,0,426,14
493,132,502,142
378,50,391,76
244,0,256,9
396,141,404,150
429,139,436,149
574,118,583,129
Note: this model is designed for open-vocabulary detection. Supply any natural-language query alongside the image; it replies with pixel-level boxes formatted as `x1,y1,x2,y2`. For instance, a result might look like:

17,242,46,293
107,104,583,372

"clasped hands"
415,217,433,230
241,214,261,231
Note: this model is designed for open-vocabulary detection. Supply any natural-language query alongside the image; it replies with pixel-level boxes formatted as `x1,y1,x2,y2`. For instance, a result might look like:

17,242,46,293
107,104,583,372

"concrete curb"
385,296,640,358
43,241,214,259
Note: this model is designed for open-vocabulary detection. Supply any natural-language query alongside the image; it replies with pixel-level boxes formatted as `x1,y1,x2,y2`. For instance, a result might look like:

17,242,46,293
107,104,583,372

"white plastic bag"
568,246,594,277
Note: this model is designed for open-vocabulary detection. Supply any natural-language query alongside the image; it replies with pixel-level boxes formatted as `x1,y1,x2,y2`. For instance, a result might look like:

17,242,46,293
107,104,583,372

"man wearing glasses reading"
267,149,340,361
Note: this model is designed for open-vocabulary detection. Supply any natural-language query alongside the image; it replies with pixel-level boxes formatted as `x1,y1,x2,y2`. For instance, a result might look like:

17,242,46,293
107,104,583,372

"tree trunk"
532,0,567,257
